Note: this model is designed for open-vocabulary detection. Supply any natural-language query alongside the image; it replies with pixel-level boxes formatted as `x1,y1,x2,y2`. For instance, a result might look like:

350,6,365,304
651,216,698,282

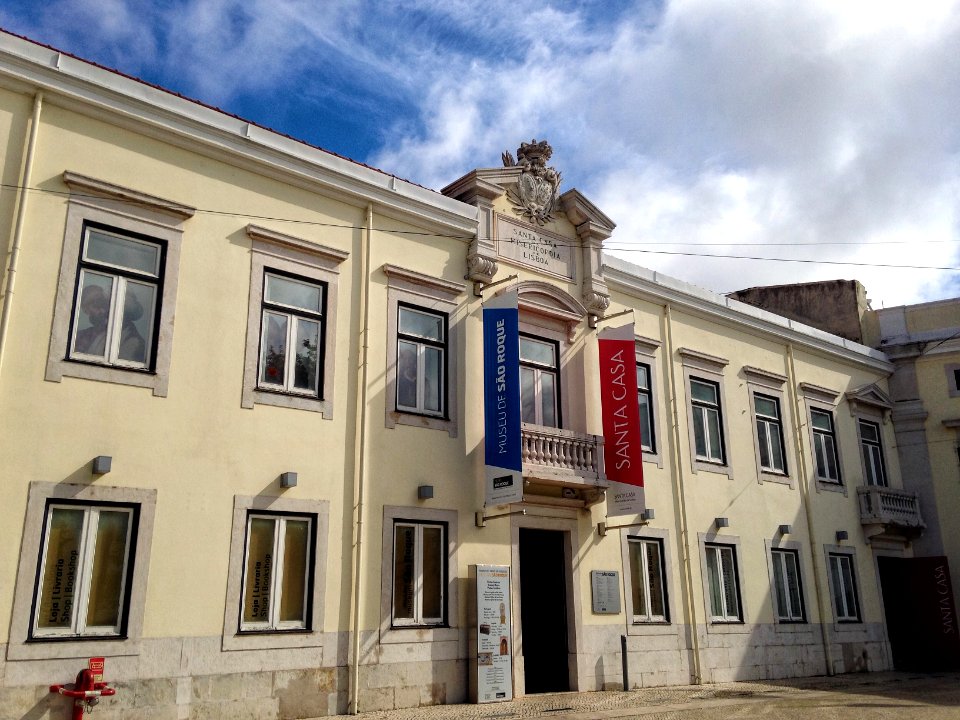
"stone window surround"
619,526,676,635
679,348,733,480
846,386,893,489
635,335,665,469
382,264,465,437
379,505,459,645
45,172,194,397
8,481,157,661
946,363,960,398
800,383,847,496
763,538,814,633
697,531,749,633
222,494,329,651
743,366,794,487
822,544,863,627
241,224,348,417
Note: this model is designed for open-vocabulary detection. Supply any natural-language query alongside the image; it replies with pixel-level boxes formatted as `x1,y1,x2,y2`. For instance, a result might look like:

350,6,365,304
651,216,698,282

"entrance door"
519,528,570,693
877,556,960,670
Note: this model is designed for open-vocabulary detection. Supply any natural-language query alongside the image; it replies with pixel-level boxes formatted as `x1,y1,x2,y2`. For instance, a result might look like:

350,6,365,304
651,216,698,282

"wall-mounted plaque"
590,570,621,614
495,215,573,280
475,565,513,702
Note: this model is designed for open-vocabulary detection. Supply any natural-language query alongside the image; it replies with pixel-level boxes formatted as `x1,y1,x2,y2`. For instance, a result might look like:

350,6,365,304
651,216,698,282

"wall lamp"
714,517,730,530
92,456,112,475
279,472,298,488
418,485,434,500
778,524,793,536
835,530,849,542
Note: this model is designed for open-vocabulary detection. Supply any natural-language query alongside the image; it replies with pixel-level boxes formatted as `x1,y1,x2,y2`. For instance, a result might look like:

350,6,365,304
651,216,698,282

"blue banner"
483,290,523,506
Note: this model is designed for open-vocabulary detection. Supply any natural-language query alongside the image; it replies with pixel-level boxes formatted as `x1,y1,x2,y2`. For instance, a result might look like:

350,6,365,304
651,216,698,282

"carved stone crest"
502,139,562,226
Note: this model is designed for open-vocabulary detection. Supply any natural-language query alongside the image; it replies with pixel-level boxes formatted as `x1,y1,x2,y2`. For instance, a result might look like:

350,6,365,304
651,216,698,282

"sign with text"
88,657,105,683
475,565,513,703
590,571,622,614
483,290,523,506
598,324,645,517
496,215,573,280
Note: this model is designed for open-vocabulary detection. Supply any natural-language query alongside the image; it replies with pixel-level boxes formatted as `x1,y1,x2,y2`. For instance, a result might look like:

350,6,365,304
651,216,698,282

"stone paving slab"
324,672,960,720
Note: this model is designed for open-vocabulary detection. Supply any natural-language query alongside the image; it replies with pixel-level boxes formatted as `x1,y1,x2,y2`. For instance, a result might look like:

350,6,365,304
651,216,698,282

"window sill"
243,387,331,417
816,480,847,495
8,636,140,661
380,625,459,644
385,409,458,437
46,357,166,396
626,620,675,636
222,628,324,652
705,620,749,634
692,458,733,480
759,471,793,487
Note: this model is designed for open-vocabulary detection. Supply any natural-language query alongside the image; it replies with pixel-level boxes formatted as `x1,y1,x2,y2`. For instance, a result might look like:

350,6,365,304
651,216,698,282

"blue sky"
1,0,958,307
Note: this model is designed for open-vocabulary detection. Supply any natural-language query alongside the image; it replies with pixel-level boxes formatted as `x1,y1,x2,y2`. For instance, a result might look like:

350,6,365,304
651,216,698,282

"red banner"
598,324,645,516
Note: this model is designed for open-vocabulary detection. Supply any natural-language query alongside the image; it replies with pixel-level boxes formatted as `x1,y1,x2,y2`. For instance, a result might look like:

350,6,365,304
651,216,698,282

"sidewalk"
329,672,960,720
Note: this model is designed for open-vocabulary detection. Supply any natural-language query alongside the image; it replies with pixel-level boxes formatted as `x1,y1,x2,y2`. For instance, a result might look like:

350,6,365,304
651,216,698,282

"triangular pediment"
845,384,893,416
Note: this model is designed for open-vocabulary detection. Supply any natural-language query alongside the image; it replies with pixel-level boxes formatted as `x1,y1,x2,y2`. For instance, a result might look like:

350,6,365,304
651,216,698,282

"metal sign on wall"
590,571,621,614
475,565,514,703
495,215,573,280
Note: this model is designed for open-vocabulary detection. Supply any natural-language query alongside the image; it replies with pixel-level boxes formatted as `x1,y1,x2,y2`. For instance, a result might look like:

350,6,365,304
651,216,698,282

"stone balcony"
857,485,925,542
520,424,608,505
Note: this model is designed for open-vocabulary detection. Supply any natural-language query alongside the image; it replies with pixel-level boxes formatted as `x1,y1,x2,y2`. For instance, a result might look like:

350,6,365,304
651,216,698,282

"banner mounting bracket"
476,509,526,528
474,274,518,298
590,308,634,330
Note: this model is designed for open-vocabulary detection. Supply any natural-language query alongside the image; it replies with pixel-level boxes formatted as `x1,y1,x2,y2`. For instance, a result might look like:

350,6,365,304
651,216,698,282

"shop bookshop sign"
496,215,573,280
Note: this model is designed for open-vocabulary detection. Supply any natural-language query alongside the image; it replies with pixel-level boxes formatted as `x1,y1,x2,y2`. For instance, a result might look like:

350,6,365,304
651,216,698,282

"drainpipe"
348,204,373,714
0,91,43,378
786,344,834,675
661,304,702,684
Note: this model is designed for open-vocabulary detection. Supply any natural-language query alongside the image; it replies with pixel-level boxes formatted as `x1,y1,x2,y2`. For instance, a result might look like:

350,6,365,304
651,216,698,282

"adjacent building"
0,29,949,720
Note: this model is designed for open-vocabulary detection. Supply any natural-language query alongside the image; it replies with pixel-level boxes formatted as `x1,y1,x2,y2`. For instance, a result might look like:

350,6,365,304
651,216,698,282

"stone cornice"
63,171,195,220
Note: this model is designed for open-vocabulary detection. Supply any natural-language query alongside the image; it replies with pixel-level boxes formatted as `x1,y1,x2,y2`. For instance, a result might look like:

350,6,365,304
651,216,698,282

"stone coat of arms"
502,139,562,226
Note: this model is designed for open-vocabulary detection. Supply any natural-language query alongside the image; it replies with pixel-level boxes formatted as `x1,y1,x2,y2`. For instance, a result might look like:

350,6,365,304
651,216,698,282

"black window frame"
395,301,449,420
519,332,562,428
811,408,842,484
690,376,726,464
636,361,656,453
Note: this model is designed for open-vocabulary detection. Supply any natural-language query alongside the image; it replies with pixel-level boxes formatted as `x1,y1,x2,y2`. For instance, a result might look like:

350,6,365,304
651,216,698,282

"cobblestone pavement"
330,672,960,720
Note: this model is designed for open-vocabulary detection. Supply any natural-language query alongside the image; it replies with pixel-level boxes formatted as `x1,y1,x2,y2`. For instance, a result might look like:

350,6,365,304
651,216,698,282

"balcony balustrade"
520,423,607,489
857,485,925,541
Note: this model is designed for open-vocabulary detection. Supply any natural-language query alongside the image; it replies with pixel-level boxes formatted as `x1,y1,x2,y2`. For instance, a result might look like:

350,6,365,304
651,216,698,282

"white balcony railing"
520,423,607,486
857,485,925,536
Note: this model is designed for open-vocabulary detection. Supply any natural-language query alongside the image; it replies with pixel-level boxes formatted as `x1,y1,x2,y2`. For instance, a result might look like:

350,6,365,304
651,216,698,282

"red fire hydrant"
50,668,116,718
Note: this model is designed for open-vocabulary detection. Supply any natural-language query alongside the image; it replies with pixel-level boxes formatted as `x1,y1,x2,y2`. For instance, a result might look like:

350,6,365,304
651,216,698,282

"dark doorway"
519,528,570,693
877,556,960,671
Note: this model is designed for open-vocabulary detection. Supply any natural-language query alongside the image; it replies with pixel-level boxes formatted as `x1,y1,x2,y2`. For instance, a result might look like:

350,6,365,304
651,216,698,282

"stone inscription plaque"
496,215,573,280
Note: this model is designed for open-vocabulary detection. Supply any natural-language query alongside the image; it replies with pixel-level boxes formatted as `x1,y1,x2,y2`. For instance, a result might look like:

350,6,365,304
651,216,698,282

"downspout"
786,343,834,675
661,304,702,684
0,91,43,378
348,204,373,714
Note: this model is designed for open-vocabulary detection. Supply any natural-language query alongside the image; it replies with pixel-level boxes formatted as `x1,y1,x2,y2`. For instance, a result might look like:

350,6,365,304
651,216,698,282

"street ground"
331,672,960,720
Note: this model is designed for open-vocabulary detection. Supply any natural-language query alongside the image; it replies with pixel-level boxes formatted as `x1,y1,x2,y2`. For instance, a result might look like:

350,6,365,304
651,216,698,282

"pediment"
515,281,587,324
845,384,893,418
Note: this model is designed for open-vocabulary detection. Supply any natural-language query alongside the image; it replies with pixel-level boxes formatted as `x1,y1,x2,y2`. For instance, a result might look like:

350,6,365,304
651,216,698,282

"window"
396,305,446,417
705,543,741,622
691,378,725,463
242,225,347,416
858,419,887,486
520,334,560,427
33,503,136,639
9,482,156,661
627,537,667,622
755,394,787,474
771,549,805,622
637,363,656,452
811,409,842,483
69,225,162,370
240,513,314,632
392,521,446,627
257,272,325,397
46,172,192,397
828,553,861,622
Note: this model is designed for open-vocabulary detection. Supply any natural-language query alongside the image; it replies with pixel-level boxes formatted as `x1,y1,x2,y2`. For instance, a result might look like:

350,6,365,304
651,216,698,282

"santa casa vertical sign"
598,324,645,516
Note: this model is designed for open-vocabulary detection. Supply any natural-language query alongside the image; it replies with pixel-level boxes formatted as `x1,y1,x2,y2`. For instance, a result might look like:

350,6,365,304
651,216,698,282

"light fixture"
778,524,793,535
836,530,848,542
641,508,656,521
714,517,729,529
92,456,112,475
279,472,298,488
418,485,434,500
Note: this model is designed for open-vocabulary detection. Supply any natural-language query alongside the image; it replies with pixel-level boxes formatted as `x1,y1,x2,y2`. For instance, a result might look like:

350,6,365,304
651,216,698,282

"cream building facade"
0,30,937,720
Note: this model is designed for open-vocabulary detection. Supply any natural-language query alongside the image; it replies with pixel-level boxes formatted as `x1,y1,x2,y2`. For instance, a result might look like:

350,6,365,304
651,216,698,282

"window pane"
260,312,288,386
423,346,442,413
706,548,724,617
397,341,418,409
829,557,844,616
393,526,415,620
811,410,831,431
859,421,879,442
646,542,665,618
421,526,443,620
690,380,717,404
85,510,129,628
769,427,785,472
279,520,309,623
840,559,857,618
399,307,442,341
629,541,648,617
636,365,649,390
520,367,536,424
293,318,320,392
85,229,160,275
37,508,85,630
693,408,707,457
73,272,114,358
243,518,276,624
772,553,788,619
785,552,802,618
754,396,778,418
757,420,771,468
638,394,653,450
540,372,557,427
520,337,555,366
824,436,839,479
706,408,722,460
720,549,738,619
265,274,321,313
117,281,155,364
